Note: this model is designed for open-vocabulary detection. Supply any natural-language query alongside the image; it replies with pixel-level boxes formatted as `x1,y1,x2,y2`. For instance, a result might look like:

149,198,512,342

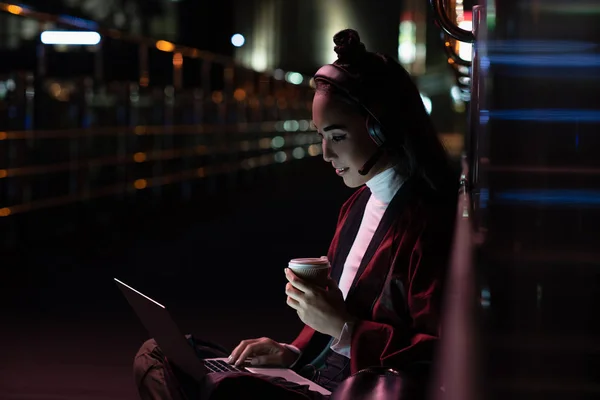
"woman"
134,29,457,400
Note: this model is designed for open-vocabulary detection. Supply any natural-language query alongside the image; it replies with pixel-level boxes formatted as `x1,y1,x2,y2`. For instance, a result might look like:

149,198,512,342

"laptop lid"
114,278,207,381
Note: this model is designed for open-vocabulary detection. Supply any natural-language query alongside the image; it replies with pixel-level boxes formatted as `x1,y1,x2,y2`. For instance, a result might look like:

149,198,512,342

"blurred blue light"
486,40,597,53
480,109,600,123
231,34,245,47
482,54,600,67
495,190,600,206
58,15,99,31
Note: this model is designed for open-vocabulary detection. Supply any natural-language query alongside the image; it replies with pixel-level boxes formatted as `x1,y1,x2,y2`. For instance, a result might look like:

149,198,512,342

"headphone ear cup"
366,114,386,147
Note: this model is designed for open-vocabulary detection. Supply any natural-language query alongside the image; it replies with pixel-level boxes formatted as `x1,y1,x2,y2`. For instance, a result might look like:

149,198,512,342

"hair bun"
333,29,366,63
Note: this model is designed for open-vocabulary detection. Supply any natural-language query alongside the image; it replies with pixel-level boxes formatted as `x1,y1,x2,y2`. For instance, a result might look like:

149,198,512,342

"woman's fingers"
228,339,257,365
229,338,281,367
285,269,312,293
286,295,300,310
285,282,304,302
235,342,260,367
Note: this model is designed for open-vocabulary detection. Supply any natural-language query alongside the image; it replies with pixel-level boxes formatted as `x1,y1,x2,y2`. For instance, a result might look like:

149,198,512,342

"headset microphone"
358,147,384,176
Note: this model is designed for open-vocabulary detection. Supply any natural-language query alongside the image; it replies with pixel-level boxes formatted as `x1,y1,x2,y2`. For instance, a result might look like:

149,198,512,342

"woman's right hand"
227,337,298,367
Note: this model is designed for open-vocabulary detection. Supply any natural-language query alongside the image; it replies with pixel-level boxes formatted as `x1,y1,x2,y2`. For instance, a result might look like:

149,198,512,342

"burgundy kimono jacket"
291,178,456,375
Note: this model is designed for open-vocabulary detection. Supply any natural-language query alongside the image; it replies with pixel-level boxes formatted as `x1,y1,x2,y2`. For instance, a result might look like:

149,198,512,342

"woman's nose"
322,139,335,162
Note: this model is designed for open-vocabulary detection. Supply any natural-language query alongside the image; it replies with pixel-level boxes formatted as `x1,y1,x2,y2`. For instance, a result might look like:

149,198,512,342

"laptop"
115,278,331,395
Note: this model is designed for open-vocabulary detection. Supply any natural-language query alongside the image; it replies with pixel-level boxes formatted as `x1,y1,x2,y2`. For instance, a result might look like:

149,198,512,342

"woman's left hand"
285,268,353,338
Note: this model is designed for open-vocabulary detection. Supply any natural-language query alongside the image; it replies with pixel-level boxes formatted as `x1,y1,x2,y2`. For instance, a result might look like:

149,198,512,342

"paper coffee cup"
288,256,331,288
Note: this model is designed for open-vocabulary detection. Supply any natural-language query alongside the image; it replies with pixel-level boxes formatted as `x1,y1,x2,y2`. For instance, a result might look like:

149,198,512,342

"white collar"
366,166,404,205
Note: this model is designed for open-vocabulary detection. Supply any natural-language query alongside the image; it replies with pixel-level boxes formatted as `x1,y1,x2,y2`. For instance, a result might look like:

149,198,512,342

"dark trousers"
133,335,349,400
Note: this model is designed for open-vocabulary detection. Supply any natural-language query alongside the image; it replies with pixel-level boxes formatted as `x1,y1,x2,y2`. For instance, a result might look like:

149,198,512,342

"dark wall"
277,1,318,75
347,0,403,61
177,0,235,56
273,0,403,75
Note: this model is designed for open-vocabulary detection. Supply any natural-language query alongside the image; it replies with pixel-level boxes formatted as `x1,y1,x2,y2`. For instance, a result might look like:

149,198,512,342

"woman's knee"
133,339,164,385
133,338,185,399
136,338,160,356
135,338,162,363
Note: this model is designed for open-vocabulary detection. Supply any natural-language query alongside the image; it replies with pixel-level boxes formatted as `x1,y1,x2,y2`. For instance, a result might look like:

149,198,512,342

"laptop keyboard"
204,359,244,373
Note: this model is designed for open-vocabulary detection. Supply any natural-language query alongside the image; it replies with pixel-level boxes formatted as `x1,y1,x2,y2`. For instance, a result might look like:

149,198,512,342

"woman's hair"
315,29,457,195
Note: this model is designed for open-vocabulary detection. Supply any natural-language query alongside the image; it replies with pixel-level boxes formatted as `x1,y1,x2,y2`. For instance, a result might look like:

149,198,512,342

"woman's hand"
285,268,354,338
228,337,298,367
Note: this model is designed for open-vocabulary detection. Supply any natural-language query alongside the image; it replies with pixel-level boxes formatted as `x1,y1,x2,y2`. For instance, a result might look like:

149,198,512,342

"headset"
313,64,387,175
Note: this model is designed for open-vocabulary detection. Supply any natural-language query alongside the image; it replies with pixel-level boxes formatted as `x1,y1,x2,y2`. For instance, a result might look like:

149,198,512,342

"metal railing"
0,120,320,217
430,156,482,400
0,2,320,220
0,71,318,213
428,0,482,399
0,75,318,217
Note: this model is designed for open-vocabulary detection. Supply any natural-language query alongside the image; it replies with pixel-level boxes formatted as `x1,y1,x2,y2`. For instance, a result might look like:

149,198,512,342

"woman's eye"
316,133,346,143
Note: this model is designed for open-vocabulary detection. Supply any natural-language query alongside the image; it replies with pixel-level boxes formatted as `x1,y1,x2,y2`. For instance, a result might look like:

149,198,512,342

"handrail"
0,145,322,217
430,155,481,400
0,121,313,140
429,0,476,43
0,130,316,178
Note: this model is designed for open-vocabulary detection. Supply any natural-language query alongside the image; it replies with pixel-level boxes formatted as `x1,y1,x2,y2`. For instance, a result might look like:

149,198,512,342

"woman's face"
312,92,388,188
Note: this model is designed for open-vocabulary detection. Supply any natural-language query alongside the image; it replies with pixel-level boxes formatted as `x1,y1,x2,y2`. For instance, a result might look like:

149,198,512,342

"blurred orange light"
197,168,205,178
133,152,147,162
233,88,246,101
134,179,147,189
307,144,321,157
0,132,7,140
156,40,175,52
134,126,146,135
173,52,183,67
7,5,23,15
211,91,223,104
0,207,11,217
0,169,7,178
